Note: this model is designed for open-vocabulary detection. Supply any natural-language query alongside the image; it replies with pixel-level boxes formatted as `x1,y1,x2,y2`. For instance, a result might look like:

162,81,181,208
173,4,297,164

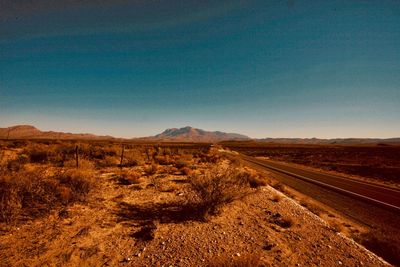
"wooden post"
145,148,150,162
75,145,79,168
120,144,125,168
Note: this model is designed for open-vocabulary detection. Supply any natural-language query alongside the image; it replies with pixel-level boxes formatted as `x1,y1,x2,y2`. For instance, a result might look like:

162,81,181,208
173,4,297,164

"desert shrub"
154,155,170,165
144,164,158,176
166,166,177,174
180,166,192,176
6,154,29,172
0,168,95,223
174,159,188,169
56,169,94,199
0,169,61,222
271,193,282,202
187,164,251,219
272,182,287,193
64,158,95,170
0,178,22,222
96,155,119,168
117,170,141,185
28,148,48,163
237,168,267,188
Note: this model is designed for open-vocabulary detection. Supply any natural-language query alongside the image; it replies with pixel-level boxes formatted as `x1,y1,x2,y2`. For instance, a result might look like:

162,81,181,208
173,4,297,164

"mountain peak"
154,126,250,142
9,125,40,131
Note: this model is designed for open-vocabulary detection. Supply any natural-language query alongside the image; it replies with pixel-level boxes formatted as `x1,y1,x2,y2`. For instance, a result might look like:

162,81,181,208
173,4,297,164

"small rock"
338,260,343,265
236,253,241,257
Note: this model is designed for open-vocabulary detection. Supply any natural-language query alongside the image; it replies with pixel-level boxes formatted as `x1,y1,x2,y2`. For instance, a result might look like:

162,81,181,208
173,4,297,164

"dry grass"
271,193,282,202
187,164,251,219
0,167,94,224
238,167,267,188
180,166,192,176
144,164,158,176
117,169,141,185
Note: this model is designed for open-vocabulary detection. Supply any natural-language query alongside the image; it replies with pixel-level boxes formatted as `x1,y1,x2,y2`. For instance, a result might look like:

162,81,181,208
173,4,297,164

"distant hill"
1,125,399,144
151,126,250,142
0,125,115,140
256,137,400,145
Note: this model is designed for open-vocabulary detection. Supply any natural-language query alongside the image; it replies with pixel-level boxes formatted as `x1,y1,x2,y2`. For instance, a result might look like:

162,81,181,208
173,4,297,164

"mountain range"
1,125,399,144
0,125,114,140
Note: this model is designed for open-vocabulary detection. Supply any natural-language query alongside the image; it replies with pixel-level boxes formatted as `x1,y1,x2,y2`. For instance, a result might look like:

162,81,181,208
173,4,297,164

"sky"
1,0,399,138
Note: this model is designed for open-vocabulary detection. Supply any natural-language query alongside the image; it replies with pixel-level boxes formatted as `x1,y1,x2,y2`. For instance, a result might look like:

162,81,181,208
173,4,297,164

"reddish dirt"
0,163,388,266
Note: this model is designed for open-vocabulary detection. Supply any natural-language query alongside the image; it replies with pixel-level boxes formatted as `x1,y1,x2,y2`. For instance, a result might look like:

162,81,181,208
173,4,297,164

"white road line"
245,157,400,212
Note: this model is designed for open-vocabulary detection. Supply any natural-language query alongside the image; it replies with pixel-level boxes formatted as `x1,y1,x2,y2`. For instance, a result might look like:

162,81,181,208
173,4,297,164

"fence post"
120,144,125,168
75,145,79,168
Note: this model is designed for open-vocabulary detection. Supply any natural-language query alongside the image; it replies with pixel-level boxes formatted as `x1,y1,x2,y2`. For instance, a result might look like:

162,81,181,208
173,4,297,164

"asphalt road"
233,154,400,265
241,155,400,212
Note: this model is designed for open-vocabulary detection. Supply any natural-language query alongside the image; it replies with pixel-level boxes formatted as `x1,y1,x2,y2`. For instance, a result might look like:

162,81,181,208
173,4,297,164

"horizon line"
1,124,399,140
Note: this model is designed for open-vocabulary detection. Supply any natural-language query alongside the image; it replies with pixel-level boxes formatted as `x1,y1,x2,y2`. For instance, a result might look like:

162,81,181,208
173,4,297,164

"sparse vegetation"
271,193,282,202
0,167,94,223
0,140,395,266
187,164,252,219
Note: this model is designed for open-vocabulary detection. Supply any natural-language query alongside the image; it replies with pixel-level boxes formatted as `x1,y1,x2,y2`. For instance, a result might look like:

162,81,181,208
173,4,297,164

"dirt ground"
0,161,389,267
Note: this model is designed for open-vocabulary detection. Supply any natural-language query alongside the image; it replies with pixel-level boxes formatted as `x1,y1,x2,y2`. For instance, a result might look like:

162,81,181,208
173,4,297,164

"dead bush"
56,169,94,199
144,164,158,176
187,164,251,219
180,166,192,176
64,158,95,169
117,170,141,185
174,160,189,169
0,167,94,223
27,148,48,163
122,149,143,167
271,193,282,202
237,168,267,188
154,155,171,165
96,155,119,168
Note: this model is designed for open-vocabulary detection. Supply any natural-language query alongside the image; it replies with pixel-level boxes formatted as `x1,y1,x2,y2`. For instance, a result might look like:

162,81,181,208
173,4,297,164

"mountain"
152,126,250,142
0,125,115,140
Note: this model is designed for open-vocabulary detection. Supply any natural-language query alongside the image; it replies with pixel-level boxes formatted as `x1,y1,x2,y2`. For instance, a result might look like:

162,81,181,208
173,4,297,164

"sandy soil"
0,164,389,267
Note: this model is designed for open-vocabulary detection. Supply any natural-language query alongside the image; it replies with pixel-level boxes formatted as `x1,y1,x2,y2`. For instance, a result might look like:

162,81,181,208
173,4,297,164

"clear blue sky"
1,0,399,138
